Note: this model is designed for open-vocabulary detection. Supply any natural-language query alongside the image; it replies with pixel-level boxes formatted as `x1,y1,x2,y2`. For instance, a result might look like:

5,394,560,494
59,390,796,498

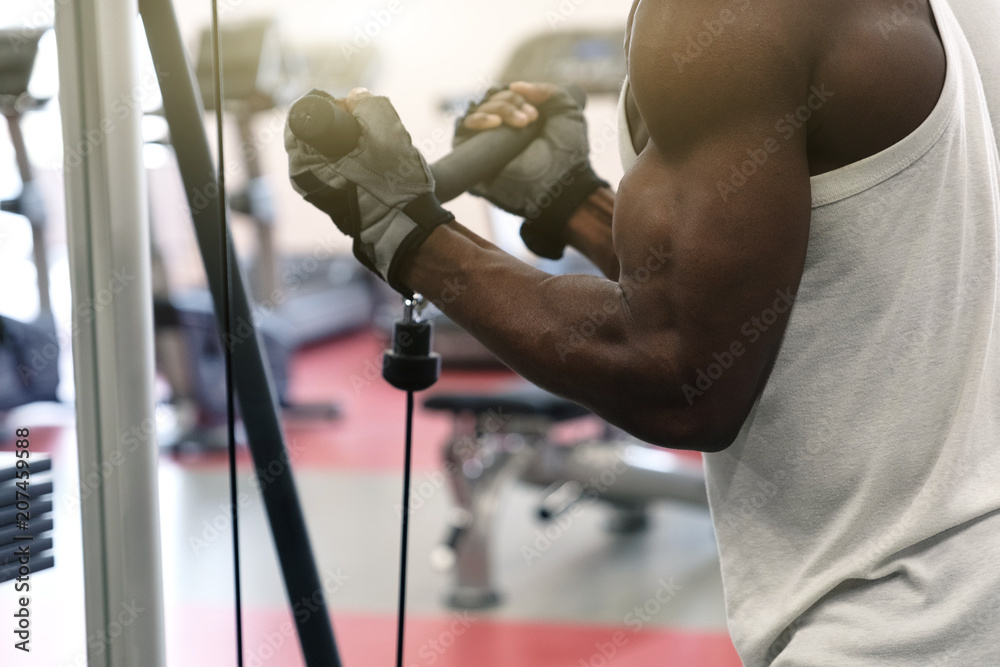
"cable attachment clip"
382,294,441,392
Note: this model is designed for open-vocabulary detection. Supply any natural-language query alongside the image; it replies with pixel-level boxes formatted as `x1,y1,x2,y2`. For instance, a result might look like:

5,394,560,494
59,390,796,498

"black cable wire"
208,2,245,665
396,390,416,667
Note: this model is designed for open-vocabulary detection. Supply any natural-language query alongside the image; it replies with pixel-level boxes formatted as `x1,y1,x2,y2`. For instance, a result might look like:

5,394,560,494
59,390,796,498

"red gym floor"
0,331,740,667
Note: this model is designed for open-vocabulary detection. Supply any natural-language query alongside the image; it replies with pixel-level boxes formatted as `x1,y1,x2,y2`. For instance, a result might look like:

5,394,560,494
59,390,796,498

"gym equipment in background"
299,41,381,101
425,385,708,609
149,38,557,663
0,317,59,413
142,0,548,661
138,0,343,662
0,452,54,583
498,29,627,96
0,29,60,431
150,18,390,449
193,18,375,348
150,287,299,450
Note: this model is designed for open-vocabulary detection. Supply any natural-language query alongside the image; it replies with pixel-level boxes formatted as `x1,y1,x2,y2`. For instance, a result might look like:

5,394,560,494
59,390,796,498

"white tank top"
618,0,1000,663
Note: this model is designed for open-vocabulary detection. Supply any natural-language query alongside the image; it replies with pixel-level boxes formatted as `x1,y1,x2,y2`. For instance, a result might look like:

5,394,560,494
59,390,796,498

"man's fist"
286,88,454,295
455,81,608,260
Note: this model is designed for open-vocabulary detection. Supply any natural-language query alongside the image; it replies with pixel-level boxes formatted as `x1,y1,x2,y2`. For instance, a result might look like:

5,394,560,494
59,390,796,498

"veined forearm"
399,221,700,447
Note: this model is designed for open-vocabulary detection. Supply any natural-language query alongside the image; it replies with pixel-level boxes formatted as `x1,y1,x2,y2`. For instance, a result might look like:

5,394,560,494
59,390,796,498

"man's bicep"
612,122,811,430
614,0,815,426
607,0,819,430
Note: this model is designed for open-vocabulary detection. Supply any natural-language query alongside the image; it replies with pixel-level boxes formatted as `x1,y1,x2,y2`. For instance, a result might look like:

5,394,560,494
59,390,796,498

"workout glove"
455,86,608,260
286,90,454,295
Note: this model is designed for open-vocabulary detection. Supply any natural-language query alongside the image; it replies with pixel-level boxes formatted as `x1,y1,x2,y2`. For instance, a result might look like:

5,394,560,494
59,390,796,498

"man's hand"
285,87,454,294
455,82,609,259
461,82,543,130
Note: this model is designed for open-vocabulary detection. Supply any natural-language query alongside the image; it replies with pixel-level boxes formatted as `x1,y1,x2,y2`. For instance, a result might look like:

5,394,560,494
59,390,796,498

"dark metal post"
137,1,343,664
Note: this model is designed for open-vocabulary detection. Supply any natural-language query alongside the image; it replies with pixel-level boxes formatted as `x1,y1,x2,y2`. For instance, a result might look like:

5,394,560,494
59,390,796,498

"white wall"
3,0,634,283
176,0,634,262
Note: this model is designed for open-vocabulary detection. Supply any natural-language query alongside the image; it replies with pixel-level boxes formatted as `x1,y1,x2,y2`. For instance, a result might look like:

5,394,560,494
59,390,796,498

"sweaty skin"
389,0,945,452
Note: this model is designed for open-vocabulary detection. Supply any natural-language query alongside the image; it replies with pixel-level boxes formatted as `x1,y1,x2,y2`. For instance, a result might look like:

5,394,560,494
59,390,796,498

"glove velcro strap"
294,171,381,276
385,192,456,296
293,171,354,233
520,166,609,260
402,191,456,229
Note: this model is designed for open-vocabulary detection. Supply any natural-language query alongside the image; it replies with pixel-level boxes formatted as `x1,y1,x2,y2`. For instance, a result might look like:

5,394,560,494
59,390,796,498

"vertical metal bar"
55,0,166,664
235,110,278,300
5,112,51,314
206,0,246,662
137,0,343,664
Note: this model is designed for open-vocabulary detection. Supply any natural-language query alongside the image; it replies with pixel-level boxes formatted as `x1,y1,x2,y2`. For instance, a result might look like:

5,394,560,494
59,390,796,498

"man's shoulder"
625,0,814,154
626,0,814,68
626,0,945,174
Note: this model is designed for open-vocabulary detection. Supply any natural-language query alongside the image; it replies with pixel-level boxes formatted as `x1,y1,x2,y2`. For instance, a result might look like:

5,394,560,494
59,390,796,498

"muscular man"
286,0,1000,662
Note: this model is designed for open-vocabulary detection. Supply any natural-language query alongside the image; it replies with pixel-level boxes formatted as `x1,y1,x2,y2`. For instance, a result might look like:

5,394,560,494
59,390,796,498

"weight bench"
424,382,709,609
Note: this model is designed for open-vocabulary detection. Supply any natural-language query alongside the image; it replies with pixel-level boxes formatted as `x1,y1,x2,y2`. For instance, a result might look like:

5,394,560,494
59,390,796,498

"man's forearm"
398,221,708,449
564,187,618,279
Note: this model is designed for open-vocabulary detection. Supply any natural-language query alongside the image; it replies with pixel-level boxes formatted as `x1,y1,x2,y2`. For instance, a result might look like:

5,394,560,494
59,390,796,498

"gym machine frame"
58,0,165,663
59,2,708,663
62,0,536,661
59,0,342,663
